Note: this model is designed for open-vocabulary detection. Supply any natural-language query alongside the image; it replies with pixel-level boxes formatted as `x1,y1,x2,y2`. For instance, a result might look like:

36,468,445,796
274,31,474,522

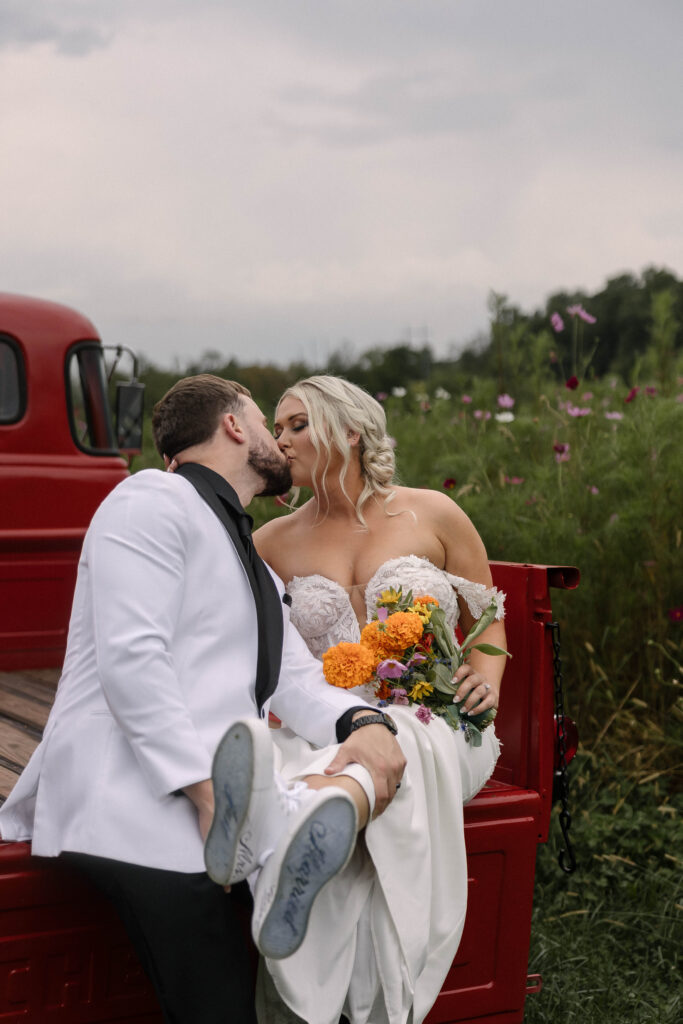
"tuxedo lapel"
175,463,283,714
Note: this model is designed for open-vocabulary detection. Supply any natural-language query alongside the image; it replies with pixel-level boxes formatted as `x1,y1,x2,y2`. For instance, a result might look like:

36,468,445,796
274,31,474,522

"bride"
253,375,507,1024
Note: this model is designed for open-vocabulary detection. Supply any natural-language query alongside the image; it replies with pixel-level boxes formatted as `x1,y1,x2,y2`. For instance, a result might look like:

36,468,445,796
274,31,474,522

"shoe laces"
275,776,309,816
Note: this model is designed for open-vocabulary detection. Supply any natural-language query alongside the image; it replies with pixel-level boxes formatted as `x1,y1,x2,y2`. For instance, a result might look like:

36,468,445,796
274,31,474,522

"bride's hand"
452,664,499,715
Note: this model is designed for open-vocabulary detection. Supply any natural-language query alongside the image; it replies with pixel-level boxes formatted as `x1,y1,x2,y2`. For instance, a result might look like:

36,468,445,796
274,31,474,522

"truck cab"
0,293,143,670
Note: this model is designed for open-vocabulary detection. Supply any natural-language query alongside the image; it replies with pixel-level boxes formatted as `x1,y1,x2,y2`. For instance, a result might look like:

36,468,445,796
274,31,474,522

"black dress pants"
64,853,257,1024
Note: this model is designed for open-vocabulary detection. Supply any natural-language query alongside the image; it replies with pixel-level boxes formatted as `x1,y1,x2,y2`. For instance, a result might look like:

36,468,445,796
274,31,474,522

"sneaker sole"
204,720,273,885
255,793,357,960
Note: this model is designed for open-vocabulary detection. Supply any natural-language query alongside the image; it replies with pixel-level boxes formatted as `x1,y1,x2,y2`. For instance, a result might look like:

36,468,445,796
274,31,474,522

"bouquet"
322,587,510,745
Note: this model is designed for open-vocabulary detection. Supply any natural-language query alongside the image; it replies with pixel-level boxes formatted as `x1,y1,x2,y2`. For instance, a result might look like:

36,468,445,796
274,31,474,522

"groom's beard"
249,440,293,497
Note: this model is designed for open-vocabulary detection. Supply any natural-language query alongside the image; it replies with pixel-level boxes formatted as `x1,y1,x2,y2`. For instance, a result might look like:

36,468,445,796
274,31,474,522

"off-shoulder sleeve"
444,572,506,621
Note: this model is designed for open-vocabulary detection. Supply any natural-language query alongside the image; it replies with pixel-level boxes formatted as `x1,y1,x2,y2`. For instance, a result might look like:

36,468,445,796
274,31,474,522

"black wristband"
335,706,376,743
348,712,398,736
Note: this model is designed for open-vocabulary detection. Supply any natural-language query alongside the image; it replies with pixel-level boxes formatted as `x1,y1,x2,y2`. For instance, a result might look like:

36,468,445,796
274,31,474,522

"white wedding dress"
260,556,504,1024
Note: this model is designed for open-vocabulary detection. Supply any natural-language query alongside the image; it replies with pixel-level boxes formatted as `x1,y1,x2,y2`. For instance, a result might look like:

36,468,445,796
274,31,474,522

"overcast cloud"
2,0,681,367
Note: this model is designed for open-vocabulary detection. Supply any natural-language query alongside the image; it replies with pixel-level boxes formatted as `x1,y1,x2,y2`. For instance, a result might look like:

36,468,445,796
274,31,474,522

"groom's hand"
325,713,406,817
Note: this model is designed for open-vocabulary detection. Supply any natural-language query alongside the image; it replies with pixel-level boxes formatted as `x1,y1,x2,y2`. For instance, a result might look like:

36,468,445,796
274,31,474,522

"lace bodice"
287,554,505,664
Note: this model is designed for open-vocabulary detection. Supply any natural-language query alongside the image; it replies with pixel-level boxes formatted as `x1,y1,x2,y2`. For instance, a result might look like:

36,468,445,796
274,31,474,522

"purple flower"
645,386,657,397
625,386,640,403
376,659,408,680
415,705,434,724
377,607,389,622
550,312,565,332
461,394,473,404
588,485,599,495
391,688,410,705
407,652,427,666
604,410,624,421
497,393,515,409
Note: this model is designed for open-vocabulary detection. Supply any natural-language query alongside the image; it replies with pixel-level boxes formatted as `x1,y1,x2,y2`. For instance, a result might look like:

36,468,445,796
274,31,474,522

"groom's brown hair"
152,374,251,460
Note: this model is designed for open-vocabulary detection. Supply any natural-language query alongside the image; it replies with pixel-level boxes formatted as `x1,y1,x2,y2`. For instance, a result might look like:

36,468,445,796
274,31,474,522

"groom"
0,374,405,1024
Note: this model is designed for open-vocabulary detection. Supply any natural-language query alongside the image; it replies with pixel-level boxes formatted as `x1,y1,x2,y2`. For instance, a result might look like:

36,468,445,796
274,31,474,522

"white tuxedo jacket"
0,470,370,871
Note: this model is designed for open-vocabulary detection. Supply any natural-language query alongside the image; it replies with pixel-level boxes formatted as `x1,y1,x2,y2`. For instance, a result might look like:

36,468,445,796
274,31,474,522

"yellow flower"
322,642,376,689
409,681,434,701
379,588,401,605
407,604,432,624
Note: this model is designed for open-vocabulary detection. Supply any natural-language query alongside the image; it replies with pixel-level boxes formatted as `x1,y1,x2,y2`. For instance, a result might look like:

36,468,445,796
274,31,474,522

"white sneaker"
251,787,358,960
204,718,352,887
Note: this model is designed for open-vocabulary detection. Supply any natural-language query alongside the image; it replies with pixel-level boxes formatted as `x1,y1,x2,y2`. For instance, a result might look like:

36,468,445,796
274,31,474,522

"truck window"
0,336,26,423
66,343,117,452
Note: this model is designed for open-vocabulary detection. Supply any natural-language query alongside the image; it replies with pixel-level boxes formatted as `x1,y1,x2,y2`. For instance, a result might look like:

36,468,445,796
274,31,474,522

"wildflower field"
135,277,682,1022
256,373,682,1022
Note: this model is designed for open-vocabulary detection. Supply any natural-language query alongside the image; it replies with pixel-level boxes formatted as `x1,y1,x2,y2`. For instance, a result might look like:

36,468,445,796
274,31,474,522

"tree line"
138,265,683,410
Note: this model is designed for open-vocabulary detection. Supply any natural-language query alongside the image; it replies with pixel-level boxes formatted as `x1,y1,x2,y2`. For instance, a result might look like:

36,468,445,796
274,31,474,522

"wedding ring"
484,683,490,691
396,782,401,791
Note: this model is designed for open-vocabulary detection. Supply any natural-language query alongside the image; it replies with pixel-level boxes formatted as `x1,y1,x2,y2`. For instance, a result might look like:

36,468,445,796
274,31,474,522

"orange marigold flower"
375,680,392,701
413,594,439,608
322,642,376,689
360,620,400,660
385,611,425,649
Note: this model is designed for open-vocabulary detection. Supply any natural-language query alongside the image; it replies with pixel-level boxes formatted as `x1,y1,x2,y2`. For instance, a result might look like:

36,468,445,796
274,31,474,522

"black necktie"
175,463,284,715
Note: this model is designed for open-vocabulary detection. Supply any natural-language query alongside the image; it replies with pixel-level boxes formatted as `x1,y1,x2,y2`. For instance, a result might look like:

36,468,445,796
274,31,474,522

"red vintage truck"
0,293,578,1023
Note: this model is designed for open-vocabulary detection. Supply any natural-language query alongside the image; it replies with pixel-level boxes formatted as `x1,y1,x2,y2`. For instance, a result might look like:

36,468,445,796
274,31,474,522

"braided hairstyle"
278,375,397,525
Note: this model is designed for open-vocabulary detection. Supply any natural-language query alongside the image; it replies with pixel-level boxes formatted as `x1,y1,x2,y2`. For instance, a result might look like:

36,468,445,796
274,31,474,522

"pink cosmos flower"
473,409,491,421
645,386,657,397
376,392,388,401
582,392,593,401
677,394,683,403
504,475,525,485
604,411,623,421
553,441,570,464
461,394,473,404
497,393,515,409
587,485,599,495
443,478,457,490
567,304,597,324
550,312,564,332
415,705,434,724
625,386,640,403
565,376,579,390
391,688,410,705
376,659,408,680
566,403,592,417
609,513,619,525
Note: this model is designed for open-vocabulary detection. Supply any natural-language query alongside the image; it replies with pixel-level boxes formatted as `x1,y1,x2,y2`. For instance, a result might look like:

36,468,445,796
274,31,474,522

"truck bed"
0,669,56,803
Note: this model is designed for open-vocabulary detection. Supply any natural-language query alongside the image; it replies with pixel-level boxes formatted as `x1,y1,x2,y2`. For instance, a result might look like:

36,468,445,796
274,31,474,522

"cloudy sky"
2,0,682,368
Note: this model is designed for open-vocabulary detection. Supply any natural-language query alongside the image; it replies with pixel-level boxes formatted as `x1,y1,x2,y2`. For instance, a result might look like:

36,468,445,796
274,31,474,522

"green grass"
526,754,681,1023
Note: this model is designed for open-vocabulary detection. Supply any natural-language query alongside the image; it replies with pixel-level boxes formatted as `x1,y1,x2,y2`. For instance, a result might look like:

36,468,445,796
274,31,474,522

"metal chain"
548,620,577,874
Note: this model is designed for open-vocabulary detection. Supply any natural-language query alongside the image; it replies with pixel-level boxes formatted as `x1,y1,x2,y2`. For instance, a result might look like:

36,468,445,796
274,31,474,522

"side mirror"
116,381,145,453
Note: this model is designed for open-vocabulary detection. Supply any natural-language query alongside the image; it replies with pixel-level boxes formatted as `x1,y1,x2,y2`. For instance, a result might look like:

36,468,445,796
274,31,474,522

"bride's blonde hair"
278,375,397,526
